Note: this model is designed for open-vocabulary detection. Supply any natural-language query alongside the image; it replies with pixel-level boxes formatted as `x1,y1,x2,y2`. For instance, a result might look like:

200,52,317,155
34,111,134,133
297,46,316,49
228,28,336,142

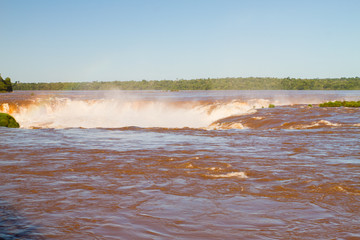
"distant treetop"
0,74,13,92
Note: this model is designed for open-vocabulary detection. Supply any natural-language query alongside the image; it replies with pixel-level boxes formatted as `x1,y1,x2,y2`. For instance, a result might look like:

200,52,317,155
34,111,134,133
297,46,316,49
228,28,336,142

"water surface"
1,90,359,239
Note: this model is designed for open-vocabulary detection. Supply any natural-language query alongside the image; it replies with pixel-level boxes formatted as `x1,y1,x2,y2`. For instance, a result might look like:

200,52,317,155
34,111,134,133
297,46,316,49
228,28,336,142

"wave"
283,120,342,130
0,97,271,129
207,172,248,179
204,104,360,130
207,122,246,130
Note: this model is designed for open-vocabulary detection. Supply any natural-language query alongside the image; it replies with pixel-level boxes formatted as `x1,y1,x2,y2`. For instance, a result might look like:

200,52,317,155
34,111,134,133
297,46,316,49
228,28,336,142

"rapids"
1,90,359,129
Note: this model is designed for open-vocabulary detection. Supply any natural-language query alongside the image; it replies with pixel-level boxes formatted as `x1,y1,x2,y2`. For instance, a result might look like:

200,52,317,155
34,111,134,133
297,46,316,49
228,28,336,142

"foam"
209,172,248,179
6,98,269,129
0,103,10,113
207,122,245,130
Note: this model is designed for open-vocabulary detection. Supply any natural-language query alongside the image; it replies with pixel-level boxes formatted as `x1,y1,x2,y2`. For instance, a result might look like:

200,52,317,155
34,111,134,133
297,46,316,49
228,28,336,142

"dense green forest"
0,74,13,92
12,77,360,91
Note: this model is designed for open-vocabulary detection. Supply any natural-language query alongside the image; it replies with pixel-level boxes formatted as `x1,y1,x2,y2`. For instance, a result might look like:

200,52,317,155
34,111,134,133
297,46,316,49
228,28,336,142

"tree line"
0,74,13,92
11,77,360,91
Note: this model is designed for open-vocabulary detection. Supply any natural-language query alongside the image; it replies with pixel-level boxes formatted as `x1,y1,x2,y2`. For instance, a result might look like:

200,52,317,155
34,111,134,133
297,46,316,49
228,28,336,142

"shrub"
0,113,20,128
319,100,360,108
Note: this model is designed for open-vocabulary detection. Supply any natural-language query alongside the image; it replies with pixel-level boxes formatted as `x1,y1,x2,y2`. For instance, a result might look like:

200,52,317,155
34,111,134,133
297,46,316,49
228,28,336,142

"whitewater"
1,90,358,129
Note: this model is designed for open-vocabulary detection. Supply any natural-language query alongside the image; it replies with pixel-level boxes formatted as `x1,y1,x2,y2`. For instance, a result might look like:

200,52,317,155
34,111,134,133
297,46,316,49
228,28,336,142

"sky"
1,0,359,83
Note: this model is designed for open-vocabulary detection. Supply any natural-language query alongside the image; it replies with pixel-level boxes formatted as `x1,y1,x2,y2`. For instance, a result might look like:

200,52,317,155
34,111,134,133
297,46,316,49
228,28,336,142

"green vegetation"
12,77,360,91
0,74,13,92
319,100,360,108
268,104,275,108
0,113,20,128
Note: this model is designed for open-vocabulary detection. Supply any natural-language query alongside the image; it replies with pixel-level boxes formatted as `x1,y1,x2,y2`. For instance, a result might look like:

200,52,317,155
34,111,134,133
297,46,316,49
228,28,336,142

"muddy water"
0,90,359,239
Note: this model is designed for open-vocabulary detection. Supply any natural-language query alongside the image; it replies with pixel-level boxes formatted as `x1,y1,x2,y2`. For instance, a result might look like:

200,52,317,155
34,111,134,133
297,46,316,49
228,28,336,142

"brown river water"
0,90,359,239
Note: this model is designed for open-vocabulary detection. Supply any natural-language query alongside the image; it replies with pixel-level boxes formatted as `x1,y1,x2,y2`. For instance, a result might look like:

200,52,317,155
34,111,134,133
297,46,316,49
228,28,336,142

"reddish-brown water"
1,90,360,239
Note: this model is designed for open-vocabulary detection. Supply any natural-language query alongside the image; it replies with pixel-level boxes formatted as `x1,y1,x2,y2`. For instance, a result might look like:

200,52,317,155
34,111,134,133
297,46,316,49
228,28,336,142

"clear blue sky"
1,0,359,82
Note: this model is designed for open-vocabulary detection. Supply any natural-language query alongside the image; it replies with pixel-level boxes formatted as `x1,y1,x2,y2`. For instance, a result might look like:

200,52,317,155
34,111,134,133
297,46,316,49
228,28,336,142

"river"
1,90,359,239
